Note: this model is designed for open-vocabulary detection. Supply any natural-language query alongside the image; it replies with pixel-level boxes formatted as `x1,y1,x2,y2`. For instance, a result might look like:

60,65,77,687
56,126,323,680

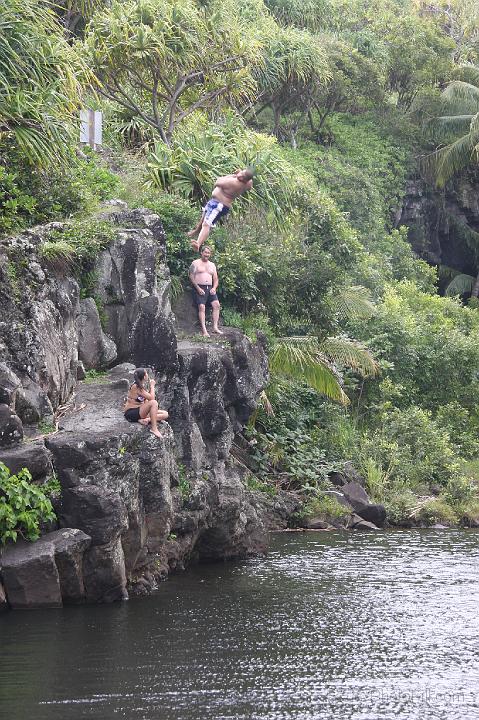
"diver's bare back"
211,174,252,206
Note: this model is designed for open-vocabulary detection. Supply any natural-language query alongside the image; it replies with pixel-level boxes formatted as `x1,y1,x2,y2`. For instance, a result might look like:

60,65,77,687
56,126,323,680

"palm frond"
270,338,349,405
328,285,375,320
421,132,478,187
445,273,475,297
430,114,475,137
442,81,479,107
319,337,378,378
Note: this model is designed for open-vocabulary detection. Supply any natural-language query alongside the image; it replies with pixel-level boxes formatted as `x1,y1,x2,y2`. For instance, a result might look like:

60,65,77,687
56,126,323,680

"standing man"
189,246,223,337
188,168,254,251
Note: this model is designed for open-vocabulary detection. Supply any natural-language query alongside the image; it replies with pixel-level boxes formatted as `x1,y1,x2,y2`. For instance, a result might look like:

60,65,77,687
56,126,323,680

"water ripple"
1,530,479,720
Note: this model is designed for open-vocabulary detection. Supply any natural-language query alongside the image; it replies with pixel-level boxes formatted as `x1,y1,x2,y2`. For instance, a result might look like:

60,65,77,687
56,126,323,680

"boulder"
357,503,387,528
59,484,128,546
0,363,21,406
330,462,366,488
1,539,62,609
0,581,8,612
0,440,52,481
0,404,23,447
15,379,54,424
350,514,381,531
49,528,91,603
303,518,334,530
341,481,370,511
340,482,387,527
0,529,91,608
77,298,117,370
83,537,128,603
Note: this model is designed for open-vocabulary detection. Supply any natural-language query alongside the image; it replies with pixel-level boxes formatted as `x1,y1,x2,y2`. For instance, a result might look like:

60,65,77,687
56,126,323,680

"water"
1,530,479,720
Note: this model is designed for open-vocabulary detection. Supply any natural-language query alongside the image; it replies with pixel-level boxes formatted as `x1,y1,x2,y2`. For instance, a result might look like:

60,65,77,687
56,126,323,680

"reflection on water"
1,530,479,720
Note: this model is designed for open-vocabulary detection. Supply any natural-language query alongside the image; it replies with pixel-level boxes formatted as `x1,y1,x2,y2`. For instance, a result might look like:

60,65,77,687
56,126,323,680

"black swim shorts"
124,407,141,422
193,284,218,306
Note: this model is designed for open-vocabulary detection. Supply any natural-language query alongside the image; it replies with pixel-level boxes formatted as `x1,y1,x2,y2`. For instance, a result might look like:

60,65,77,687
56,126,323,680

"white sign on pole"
80,109,103,148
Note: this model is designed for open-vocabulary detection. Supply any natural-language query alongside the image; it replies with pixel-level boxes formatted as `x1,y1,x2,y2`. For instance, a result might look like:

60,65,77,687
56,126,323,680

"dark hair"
242,168,254,181
133,368,147,388
201,245,212,254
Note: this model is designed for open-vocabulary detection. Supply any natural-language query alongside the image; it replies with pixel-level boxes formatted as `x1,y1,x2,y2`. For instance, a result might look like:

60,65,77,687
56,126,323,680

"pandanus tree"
0,0,85,166
84,0,260,145
254,25,331,140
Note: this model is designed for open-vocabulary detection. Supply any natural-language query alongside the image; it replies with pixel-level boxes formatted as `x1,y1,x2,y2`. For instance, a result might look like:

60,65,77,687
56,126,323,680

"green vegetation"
177,464,192,501
0,463,56,544
2,0,479,527
83,369,109,384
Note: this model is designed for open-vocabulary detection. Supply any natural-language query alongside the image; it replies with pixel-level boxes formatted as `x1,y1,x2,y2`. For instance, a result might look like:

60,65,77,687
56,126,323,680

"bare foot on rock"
212,328,224,335
201,330,210,337
150,428,164,439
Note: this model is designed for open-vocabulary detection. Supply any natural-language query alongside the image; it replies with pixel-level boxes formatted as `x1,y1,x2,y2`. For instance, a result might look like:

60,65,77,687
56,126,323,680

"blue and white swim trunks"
203,198,230,227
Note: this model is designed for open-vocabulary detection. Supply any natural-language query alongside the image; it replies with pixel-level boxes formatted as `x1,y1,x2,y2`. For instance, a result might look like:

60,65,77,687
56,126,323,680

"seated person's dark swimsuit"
124,385,146,422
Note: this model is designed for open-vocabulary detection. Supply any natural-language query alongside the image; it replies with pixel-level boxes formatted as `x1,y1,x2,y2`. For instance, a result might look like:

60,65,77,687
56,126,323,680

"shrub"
142,192,197,278
39,219,116,270
301,492,350,521
0,167,37,234
0,462,56,544
1,151,119,232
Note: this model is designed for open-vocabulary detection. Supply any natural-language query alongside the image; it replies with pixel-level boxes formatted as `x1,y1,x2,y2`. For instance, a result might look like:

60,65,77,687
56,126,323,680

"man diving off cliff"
188,168,254,251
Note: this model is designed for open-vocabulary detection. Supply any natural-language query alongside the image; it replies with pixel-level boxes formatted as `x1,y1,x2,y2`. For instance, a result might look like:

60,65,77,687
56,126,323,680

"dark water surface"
1,530,479,720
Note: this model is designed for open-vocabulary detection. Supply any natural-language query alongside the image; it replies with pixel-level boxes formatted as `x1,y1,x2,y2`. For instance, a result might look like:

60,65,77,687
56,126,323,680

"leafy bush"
39,219,116,269
142,192,198,278
1,150,119,234
300,492,350,521
0,167,37,234
0,462,56,544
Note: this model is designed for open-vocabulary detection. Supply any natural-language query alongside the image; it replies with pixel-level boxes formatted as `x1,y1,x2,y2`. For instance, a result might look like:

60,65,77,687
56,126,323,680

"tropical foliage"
424,65,479,186
0,0,85,167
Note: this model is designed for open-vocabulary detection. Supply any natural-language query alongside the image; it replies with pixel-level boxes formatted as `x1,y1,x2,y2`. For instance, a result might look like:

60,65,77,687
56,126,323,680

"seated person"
123,368,168,439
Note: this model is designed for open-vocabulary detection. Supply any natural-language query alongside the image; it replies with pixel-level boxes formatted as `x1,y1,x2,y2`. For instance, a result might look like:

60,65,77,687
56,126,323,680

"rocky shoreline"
0,208,293,611
0,206,393,613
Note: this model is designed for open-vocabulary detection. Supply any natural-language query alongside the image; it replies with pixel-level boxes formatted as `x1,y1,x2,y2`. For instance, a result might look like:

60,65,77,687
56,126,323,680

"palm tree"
423,65,479,187
269,286,378,405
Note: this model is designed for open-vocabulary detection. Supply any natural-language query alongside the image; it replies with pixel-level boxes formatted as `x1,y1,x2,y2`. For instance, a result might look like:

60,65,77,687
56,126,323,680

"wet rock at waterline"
0,581,7,612
0,529,91,609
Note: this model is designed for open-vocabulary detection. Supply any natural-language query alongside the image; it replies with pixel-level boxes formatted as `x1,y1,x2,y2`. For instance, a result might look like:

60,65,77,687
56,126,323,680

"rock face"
77,298,117,370
0,227,80,415
398,172,479,275
0,404,23,447
94,209,177,376
0,529,91,609
0,207,275,610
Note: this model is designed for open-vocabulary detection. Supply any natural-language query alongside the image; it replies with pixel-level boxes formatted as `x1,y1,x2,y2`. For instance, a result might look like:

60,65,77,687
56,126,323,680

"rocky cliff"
399,170,479,278
0,208,289,610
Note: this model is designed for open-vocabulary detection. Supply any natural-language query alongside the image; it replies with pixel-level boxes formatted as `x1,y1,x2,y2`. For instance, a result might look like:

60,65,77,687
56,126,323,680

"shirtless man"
189,246,223,337
188,168,254,251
